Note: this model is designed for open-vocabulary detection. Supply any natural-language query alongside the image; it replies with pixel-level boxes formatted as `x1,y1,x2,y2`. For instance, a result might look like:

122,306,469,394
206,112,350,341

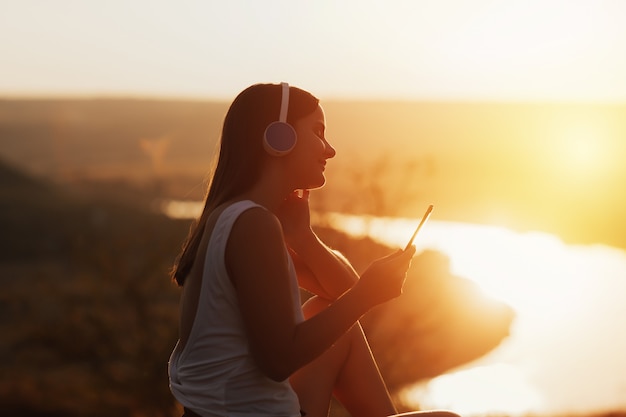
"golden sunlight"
551,122,613,185
324,213,588,315
404,364,543,416
564,132,601,170
323,213,626,415
539,112,620,195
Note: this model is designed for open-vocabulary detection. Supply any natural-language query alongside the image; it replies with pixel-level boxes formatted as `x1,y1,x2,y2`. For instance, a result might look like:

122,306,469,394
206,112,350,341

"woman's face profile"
289,104,336,189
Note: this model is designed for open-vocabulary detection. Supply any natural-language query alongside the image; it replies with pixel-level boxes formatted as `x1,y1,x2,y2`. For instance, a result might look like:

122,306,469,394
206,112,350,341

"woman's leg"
290,296,397,417
290,297,463,417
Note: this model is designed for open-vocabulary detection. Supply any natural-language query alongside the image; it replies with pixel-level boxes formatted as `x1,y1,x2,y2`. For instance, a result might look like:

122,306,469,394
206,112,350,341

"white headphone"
263,82,297,156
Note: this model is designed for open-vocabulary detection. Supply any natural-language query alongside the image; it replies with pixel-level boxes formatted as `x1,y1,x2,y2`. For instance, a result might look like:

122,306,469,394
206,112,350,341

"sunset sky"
3,2,626,415
2,0,626,101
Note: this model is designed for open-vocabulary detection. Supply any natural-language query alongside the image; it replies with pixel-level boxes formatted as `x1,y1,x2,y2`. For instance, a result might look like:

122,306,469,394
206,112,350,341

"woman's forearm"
264,282,370,381
292,232,358,299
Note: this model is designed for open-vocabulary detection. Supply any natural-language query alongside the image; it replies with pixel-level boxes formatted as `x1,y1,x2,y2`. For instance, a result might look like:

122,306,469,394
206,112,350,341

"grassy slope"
0,158,516,416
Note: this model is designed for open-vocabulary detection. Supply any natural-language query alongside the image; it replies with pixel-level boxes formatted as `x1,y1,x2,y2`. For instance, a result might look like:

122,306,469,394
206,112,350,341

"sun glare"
325,213,589,316
404,364,543,416
566,133,600,168
545,118,616,189
557,127,606,176
331,214,626,415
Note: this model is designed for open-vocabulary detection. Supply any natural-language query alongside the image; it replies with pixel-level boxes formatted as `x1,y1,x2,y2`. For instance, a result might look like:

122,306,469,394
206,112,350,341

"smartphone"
404,204,433,251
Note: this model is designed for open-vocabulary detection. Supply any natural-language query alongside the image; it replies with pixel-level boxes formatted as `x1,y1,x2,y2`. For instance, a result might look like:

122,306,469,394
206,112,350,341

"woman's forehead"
294,104,325,127
310,104,326,123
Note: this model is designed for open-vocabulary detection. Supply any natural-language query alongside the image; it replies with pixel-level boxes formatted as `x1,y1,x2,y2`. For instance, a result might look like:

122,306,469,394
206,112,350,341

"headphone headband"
279,82,289,123
263,82,297,156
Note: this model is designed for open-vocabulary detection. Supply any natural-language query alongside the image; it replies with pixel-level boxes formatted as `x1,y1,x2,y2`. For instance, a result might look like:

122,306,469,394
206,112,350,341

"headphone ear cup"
263,121,297,156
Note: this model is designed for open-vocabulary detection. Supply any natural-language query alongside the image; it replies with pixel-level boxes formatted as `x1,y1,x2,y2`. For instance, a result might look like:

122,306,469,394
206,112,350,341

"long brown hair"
171,83,319,286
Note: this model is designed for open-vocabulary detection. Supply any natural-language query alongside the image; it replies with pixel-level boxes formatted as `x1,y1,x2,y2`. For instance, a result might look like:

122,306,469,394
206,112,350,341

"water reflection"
159,199,204,219
323,212,626,416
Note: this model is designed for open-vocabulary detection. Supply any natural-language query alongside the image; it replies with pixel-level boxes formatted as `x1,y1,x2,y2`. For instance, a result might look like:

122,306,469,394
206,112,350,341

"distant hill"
0,156,50,191
0,98,227,191
0,158,69,259
0,155,187,260
1,97,624,250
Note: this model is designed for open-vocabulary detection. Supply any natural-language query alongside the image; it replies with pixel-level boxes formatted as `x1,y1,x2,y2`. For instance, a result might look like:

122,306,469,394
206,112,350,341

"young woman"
168,83,459,417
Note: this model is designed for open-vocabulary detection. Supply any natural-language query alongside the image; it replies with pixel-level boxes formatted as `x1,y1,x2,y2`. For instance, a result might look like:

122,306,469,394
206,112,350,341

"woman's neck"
238,178,292,214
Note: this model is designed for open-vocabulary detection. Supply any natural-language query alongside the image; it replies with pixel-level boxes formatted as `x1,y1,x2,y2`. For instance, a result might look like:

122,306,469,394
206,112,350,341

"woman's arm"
277,191,359,300
227,207,415,382
289,236,358,300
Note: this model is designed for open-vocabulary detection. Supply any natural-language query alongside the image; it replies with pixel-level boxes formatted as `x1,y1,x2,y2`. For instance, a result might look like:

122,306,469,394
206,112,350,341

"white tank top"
168,200,303,417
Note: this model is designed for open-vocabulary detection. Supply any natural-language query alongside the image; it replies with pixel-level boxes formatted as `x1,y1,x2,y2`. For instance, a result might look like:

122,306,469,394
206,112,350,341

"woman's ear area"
263,120,298,156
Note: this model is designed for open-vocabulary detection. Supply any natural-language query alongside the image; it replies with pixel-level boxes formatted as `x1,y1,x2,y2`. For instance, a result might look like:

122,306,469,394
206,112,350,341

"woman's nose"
324,140,336,158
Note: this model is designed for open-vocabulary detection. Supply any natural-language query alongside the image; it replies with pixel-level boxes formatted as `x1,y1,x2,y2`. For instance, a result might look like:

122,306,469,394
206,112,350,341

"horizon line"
2,92,626,105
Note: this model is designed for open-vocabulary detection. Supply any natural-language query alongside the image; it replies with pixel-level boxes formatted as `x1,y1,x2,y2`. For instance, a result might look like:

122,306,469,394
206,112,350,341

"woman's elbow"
259,360,294,382
252,350,296,382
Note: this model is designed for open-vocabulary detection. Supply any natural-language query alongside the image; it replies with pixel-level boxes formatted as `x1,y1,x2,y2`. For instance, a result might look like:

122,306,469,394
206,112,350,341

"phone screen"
404,204,433,250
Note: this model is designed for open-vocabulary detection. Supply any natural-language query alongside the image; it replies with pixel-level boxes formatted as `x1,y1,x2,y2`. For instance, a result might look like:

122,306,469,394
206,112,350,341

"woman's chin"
309,177,327,190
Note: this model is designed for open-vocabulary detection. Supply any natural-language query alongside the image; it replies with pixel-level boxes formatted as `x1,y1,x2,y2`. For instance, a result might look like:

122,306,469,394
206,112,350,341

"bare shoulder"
233,206,282,240
227,206,286,263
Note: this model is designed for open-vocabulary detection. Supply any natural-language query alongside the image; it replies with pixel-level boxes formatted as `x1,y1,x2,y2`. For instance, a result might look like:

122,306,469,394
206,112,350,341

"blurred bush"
1,159,187,416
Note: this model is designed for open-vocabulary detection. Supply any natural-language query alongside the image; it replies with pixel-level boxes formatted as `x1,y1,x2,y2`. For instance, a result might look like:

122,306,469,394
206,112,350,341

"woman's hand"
276,190,315,253
354,246,417,308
